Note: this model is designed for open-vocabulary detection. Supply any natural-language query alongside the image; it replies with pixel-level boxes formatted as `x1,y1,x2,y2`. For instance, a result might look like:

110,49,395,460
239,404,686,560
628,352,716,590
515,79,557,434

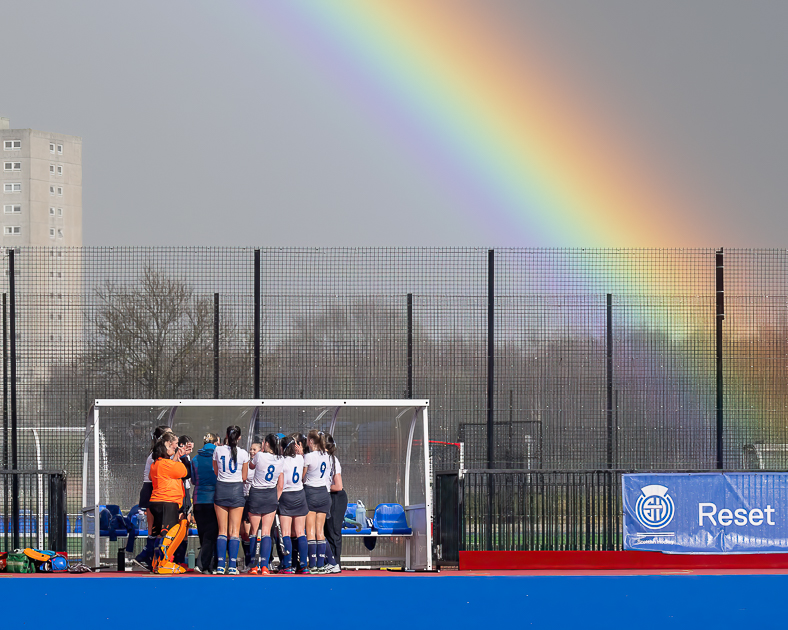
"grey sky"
2,0,787,246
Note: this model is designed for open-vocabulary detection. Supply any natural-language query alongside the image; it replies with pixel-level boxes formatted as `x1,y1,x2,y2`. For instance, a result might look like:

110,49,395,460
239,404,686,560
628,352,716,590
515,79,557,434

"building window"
49,207,55,216
57,144,63,154
57,187,63,196
4,205,21,214
57,229,63,239
50,164,55,174
57,208,63,217
3,162,21,171
4,226,21,235
57,165,62,176
49,228,55,239
50,186,55,195
3,183,21,193
50,143,55,153
3,140,21,150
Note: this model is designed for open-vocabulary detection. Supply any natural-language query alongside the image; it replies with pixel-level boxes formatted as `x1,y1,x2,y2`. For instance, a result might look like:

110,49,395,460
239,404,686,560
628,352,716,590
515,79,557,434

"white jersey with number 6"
251,452,283,489
281,454,305,493
304,451,331,488
213,445,249,483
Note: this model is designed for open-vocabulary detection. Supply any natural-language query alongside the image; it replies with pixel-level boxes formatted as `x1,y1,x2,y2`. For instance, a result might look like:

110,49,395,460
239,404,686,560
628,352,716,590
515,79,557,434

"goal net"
82,399,431,570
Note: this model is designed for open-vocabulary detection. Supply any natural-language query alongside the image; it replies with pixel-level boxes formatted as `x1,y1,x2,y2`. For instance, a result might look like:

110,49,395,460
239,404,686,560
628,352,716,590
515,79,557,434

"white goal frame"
82,399,432,570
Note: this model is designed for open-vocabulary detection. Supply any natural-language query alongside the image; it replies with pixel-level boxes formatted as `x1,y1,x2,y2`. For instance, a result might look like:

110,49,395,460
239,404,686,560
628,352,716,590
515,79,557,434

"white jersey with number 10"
213,445,249,483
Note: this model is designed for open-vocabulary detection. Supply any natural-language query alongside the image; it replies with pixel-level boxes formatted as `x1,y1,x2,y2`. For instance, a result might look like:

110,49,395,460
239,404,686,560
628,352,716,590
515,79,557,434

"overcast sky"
2,0,787,247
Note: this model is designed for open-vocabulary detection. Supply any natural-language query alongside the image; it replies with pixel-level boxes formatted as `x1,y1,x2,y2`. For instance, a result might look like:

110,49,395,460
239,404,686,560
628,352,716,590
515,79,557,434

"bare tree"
90,266,216,398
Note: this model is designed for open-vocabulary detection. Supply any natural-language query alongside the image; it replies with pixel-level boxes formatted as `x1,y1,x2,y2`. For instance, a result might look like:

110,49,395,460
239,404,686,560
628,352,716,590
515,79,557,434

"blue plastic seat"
99,504,131,540
372,503,412,535
341,503,371,535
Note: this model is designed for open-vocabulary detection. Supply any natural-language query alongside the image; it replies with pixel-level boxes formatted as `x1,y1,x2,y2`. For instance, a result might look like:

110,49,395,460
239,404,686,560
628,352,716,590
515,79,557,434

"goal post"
82,399,432,570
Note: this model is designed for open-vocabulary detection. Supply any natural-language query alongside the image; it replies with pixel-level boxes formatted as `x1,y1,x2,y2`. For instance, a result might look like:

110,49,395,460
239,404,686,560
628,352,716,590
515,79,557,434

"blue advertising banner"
623,473,788,553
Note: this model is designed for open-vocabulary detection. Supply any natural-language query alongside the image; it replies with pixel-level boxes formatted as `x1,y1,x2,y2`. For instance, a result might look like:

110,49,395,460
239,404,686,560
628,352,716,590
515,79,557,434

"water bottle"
187,548,195,569
356,500,366,529
137,510,147,535
117,546,125,572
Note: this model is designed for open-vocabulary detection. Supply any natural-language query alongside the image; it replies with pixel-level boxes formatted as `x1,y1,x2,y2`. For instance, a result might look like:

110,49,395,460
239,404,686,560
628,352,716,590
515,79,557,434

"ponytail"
226,425,241,463
281,436,297,458
307,429,326,453
325,434,337,480
264,433,282,457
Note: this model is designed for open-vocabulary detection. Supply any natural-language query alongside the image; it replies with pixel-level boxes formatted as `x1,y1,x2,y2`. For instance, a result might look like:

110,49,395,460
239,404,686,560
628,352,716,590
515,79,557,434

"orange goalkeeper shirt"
150,458,187,506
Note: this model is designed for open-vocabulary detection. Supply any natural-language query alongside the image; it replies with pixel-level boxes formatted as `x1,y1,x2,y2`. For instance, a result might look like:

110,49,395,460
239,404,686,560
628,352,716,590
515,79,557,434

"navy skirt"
138,482,153,509
304,485,331,514
247,487,279,515
214,480,245,508
278,490,308,517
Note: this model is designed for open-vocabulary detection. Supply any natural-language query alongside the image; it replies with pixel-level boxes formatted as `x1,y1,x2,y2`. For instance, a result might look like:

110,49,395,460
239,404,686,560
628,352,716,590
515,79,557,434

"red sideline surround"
460,550,788,571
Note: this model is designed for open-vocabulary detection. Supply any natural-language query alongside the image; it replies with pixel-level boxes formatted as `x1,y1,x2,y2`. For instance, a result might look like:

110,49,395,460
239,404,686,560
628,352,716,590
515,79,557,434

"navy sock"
291,536,299,566
325,541,335,565
229,537,241,569
308,539,317,568
283,536,292,568
216,535,228,570
297,536,308,569
136,536,155,562
317,540,326,568
250,537,259,567
260,536,272,568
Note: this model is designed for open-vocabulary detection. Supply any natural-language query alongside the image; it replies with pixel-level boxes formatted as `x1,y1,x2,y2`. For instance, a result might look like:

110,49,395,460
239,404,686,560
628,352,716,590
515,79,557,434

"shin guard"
297,536,308,569
282,536,293,568
260,536,272,569
317,540,326,568
308,540,317,568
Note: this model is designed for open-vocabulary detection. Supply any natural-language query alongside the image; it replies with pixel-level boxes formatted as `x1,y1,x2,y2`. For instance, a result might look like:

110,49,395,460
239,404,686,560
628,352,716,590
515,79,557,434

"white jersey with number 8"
281,454,305,493
251,452,283,489
213,444,249,483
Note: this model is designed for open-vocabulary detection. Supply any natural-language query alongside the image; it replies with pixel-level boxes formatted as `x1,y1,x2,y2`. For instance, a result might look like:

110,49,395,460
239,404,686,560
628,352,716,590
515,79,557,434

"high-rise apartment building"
0,116,82,246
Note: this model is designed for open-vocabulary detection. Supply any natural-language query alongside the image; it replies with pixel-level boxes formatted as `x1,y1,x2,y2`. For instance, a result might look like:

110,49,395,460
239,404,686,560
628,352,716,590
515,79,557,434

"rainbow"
233,0,711,248
218,2,767,442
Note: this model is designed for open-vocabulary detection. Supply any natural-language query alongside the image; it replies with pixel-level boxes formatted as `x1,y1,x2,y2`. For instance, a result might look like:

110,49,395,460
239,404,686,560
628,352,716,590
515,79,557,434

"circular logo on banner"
635,484,675,529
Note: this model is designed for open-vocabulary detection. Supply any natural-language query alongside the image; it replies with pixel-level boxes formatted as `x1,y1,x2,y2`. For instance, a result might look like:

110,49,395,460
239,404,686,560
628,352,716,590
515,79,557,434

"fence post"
254,249,260,399
606,294,613,468
716,249,724,469
214,293,220,399
2,292,6,550
606,294,615,549
48,473,67,553
487,249,495,549
8,250,18,549
407,293,413,399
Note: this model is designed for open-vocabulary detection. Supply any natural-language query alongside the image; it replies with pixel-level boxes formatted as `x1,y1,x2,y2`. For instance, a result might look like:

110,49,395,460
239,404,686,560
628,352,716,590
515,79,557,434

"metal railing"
435,469,625,563
0,470,67,553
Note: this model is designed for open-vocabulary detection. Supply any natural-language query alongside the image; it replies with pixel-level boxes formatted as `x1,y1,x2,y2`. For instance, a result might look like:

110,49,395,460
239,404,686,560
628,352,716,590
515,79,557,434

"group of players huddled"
133,425,347,575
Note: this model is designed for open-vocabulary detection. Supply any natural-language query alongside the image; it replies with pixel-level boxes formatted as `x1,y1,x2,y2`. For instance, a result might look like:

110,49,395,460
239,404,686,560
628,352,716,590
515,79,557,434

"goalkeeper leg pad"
161,519,189,563
155,559,187,574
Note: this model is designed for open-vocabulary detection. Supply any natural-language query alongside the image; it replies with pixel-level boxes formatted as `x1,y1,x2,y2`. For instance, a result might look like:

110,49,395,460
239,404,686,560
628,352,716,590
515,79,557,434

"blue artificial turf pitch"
2,573,785,629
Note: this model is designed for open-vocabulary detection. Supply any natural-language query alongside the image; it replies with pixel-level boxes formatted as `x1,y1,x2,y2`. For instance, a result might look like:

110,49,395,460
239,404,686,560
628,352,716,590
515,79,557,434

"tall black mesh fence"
0,247,786,518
